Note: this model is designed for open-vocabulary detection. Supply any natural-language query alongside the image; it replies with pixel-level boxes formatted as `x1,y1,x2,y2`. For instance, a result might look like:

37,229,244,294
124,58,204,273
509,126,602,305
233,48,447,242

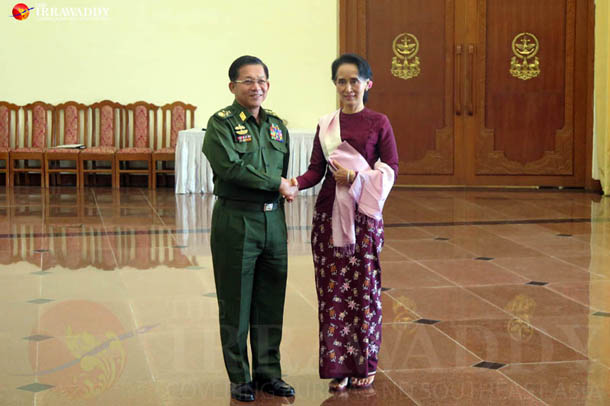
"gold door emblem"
391,33,421,80
510,32,541,80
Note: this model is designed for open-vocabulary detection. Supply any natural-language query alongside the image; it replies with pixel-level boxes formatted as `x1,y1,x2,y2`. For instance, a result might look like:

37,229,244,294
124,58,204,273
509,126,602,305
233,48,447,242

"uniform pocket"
265,140,287,171
269,139,287,154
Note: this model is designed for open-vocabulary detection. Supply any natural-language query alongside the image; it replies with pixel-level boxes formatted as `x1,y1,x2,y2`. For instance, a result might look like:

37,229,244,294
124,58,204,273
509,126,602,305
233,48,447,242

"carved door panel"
341,0,462,184
466,0,589,186
340,0,593,187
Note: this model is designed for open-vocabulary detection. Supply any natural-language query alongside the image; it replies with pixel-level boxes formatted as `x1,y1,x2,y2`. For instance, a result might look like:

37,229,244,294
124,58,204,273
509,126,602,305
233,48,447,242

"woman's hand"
331,160,355,186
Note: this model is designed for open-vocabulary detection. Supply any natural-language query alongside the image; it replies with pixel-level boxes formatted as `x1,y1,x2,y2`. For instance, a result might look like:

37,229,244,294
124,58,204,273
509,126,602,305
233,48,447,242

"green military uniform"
202,100,290,384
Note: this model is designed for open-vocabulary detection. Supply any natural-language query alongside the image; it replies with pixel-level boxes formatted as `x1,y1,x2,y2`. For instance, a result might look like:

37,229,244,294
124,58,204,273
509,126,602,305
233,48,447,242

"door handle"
466,44,475,116
455,44,462,116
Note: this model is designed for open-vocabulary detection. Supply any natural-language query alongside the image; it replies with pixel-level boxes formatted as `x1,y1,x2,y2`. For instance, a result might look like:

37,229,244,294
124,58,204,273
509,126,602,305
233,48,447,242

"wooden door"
340,0,594,187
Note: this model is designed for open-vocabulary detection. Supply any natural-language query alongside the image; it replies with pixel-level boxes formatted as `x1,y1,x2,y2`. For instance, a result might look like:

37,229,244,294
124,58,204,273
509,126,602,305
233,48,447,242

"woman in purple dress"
292,54,399,391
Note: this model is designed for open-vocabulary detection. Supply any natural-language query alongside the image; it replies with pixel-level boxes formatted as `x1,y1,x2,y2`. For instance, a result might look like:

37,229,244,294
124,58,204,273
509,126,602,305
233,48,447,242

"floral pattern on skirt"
312,210,384,379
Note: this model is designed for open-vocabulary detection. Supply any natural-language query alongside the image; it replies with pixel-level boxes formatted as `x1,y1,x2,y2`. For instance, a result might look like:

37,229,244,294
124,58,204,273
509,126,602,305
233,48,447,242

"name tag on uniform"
269,123,284,142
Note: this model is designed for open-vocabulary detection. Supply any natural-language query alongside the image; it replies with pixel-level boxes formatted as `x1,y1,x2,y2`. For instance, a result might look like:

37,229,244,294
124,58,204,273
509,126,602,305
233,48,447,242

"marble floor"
0,186,609,405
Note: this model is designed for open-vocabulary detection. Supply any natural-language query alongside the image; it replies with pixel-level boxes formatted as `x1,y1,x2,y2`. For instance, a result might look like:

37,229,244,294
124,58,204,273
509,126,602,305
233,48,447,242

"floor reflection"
0,186,608,405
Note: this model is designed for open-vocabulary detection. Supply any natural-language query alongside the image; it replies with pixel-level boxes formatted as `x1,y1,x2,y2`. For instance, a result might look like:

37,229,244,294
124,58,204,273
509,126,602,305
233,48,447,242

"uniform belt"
219,198,282,212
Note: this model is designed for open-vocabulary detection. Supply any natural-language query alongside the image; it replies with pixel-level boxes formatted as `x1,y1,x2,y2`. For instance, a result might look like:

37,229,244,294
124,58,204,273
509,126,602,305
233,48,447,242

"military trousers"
210,198,288,384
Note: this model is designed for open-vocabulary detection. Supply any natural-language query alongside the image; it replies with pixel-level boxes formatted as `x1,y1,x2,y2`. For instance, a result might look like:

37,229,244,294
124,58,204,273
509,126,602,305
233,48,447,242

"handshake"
279,177,299,202
279,161,354,203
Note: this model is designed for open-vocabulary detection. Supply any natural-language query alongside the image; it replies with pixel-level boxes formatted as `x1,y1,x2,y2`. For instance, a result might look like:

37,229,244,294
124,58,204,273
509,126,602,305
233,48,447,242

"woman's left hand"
331,160,355,186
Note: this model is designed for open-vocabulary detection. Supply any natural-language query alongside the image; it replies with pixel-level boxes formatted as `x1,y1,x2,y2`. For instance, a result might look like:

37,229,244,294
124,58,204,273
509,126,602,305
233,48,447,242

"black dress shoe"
255,378,295,397
230,382,255,402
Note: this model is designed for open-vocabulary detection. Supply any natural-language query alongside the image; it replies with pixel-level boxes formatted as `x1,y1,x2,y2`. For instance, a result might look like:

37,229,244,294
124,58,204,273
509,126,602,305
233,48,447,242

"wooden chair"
80,100,123,188
116,101,157,188
44,101,88,187
0,102,20,187
153,102,196,189
10,101,54,187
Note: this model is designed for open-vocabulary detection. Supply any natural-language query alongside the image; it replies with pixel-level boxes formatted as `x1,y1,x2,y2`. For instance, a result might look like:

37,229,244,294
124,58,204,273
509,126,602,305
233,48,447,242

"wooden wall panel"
340,0,367,55
476,0,575,175
340,0,594,187
365,0,455,175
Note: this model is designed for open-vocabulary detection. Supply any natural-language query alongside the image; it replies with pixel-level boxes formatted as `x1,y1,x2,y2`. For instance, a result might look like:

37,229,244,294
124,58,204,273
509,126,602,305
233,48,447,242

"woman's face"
334,63,370,110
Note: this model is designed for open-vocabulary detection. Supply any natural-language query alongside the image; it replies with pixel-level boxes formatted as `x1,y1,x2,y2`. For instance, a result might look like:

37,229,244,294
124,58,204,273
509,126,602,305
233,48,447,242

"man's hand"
331,160,355,186
280,177,298,202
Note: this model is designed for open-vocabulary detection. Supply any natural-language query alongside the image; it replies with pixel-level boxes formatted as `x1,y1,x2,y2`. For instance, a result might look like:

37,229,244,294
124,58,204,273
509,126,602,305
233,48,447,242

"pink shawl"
318,111,395,253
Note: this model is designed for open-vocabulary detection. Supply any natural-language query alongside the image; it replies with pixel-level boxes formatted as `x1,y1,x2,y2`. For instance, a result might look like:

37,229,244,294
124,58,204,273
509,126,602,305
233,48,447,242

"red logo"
25,299,158,400
28,300,128,399
11,3,34,20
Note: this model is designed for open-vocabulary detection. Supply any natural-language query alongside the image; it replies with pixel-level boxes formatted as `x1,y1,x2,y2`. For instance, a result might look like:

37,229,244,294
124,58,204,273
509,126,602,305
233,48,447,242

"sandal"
329,377,350,391
351,374,375,389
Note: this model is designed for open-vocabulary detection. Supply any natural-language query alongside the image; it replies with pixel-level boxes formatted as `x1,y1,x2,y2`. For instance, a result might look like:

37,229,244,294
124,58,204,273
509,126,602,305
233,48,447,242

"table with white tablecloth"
175,128,321,195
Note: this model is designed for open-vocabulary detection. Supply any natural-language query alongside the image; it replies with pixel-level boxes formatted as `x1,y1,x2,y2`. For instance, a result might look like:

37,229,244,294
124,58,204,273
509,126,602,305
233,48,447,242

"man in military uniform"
202,55,297,402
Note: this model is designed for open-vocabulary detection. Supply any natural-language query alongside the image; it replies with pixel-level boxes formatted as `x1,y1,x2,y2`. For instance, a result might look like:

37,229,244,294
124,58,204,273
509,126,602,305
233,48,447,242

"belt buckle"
263,203,274,212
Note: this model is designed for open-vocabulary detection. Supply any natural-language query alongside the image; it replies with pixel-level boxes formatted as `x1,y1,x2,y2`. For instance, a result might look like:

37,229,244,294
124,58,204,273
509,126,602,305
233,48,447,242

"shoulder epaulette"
264,109,281,119
216,108,233,119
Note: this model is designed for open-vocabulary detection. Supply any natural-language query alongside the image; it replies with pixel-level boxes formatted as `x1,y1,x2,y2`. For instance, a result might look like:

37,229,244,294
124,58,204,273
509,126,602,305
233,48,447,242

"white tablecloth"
175,128,321,195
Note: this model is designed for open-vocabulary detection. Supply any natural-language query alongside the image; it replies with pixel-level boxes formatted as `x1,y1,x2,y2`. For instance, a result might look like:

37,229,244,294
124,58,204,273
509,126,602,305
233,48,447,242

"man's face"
229,64,269,112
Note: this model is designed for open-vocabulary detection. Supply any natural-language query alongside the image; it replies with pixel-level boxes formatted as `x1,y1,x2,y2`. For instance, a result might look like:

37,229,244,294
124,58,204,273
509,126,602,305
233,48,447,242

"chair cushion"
0,146,10,153
118,147,152,153
46,148,80,154
84,146,116,153
154,147,175,154
13,147,44,153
